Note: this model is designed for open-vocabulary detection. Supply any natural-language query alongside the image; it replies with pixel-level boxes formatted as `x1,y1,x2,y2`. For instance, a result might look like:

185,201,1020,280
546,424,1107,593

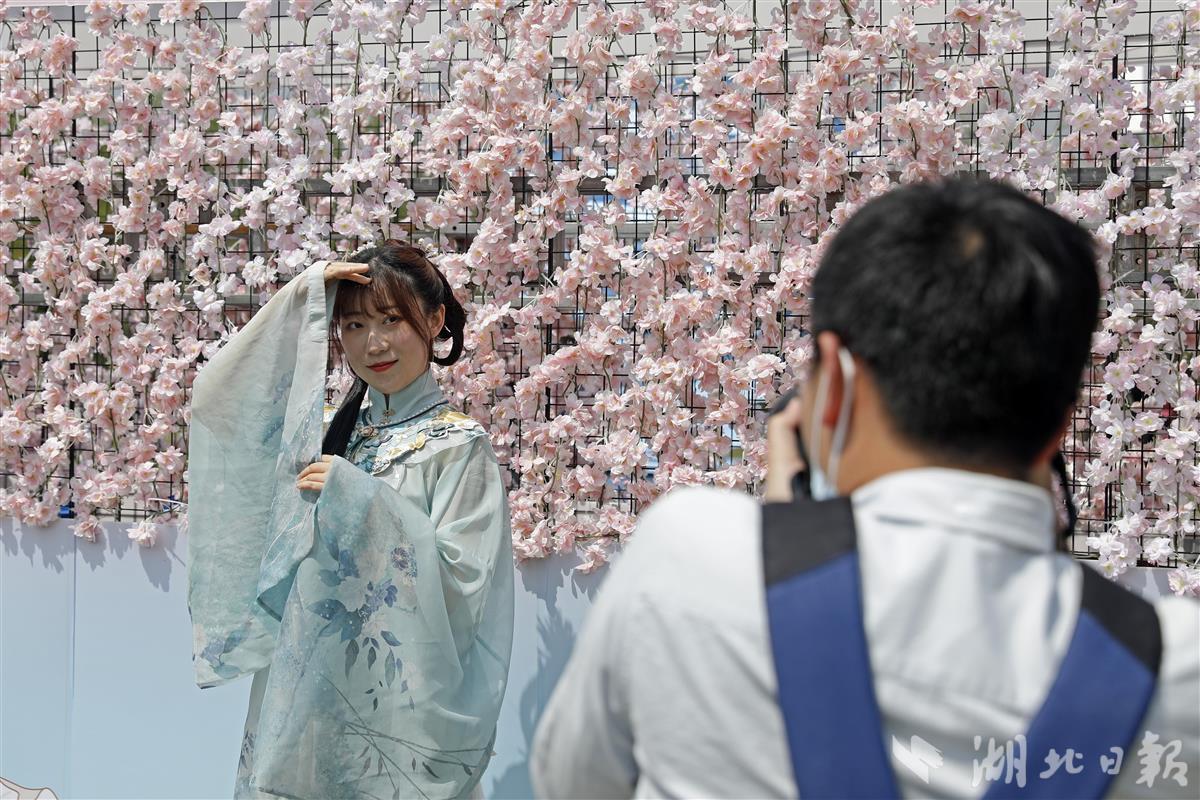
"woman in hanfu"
186,241,514,800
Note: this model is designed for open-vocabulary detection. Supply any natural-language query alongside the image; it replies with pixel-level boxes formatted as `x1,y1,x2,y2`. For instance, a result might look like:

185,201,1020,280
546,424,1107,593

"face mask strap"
824,347,856,491
807,363,831,484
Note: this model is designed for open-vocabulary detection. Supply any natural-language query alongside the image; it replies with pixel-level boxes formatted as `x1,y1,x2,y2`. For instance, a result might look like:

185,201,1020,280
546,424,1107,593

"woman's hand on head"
324,261,371,285
297,455,334,494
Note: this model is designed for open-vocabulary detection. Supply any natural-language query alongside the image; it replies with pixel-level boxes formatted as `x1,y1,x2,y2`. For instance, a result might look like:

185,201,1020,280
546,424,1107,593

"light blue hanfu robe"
187,260,514,800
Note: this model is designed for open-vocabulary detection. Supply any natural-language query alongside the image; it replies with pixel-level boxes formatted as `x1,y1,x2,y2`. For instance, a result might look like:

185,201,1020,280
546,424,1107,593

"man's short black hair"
811,177,1101,472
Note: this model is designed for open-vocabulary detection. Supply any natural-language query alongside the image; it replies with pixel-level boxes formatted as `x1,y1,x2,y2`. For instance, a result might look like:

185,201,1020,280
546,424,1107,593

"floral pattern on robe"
187,261,514,800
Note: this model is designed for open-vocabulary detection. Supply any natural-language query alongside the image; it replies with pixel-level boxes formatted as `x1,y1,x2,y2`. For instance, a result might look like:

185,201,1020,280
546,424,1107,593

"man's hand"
324,261,371,285
765,393,806,503
297,455,335,494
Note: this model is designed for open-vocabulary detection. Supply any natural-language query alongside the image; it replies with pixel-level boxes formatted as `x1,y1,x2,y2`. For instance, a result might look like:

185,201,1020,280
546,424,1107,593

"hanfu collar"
363,368,446,427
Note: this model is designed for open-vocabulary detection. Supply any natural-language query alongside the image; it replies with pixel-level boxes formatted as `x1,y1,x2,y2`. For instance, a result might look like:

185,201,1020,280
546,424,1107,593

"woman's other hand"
324,261,371,285
297,455,334,494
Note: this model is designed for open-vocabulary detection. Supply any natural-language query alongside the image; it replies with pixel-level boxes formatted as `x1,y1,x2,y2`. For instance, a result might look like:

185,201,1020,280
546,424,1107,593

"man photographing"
532,178,1199,798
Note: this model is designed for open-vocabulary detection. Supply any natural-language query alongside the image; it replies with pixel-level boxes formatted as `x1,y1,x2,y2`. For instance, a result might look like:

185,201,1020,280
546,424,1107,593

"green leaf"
308,599,347,621
340,612,363,642
317,569,341,586
345,639,359,677
367,647,377,670
385,650,396,687
214,663,240,679
381,630,401,647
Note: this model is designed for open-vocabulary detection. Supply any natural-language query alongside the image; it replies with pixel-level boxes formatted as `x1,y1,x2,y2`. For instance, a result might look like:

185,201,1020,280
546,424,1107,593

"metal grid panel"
0,1,1196,580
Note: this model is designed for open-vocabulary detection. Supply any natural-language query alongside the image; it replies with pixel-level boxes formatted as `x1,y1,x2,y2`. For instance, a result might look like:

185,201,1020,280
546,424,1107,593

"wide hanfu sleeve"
242,433,515,800
186,259,332,688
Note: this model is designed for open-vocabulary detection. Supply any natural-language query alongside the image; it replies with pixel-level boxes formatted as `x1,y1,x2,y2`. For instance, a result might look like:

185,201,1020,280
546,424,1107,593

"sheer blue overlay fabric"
187,261,514,799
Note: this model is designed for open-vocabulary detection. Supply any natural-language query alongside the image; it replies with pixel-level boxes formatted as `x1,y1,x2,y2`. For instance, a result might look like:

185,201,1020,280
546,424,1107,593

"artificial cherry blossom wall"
1,0,1198,591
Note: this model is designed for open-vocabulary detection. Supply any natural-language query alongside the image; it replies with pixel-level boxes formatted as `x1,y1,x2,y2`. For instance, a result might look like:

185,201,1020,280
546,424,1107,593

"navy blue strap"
763,499,1162,800
763,498,899,799
983,568,1161,799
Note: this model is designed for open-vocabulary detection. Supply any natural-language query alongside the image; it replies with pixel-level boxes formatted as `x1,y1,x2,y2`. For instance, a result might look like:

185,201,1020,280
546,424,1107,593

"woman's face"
339,299,445,396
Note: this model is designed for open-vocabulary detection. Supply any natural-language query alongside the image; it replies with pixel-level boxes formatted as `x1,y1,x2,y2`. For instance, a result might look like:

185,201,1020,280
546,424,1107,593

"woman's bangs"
333,267,418,324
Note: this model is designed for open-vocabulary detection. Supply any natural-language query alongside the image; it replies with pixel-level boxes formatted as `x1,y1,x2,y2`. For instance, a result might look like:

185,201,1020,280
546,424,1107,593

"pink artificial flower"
73,515,104,542
574,543,609,574
128,519,160,547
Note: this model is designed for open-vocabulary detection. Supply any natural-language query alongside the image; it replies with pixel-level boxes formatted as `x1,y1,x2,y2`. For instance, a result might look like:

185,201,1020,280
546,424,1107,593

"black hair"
810,177,1101,473
321,240,466,457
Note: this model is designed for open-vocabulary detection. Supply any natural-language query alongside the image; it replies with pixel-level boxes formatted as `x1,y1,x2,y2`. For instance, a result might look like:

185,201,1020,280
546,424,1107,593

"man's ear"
815,331,847,428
